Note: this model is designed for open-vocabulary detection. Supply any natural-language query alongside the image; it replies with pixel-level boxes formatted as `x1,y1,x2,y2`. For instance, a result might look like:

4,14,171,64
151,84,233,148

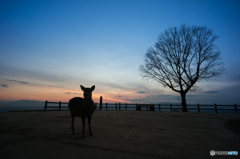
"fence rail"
44,100,239,114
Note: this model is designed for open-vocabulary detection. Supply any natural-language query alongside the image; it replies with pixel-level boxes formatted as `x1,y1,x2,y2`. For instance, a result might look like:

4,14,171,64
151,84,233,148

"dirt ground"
0,110,239,159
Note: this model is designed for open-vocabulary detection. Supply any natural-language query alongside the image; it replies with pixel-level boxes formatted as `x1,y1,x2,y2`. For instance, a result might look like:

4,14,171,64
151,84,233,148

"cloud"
6,79,29,84
116,95,122,97
73,93,81,95
146,95,175,99
137,91,145,93
65,92,81,95
126,94,201,104
203,91,219,93
1,84,8,87
186,95,199,97
126,94,178,103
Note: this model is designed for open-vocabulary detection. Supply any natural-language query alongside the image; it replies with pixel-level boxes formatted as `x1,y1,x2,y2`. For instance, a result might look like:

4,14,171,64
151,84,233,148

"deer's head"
80,85,95,99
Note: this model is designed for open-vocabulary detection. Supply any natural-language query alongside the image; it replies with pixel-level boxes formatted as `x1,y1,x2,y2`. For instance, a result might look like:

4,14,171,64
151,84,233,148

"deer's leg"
71,117,75,135
81,116,85,138
88,116,93,137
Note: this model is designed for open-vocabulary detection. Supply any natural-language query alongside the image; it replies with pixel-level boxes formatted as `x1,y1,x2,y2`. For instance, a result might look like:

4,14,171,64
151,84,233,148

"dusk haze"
1,0,240,105
0,1,240,158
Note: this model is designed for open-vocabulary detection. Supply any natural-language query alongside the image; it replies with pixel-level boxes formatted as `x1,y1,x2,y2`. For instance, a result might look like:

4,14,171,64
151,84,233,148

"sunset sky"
0,0,240,104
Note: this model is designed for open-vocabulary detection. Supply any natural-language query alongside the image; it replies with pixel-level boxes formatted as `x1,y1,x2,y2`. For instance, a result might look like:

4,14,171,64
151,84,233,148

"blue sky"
0,0,240,104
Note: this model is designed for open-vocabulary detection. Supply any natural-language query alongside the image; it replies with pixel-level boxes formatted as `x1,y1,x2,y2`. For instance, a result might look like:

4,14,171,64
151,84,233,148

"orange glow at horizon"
0,84,138,103
95,96,132,103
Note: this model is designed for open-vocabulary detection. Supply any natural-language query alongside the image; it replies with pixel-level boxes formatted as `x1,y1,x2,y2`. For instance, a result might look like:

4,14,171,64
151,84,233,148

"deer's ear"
80,85,85,91
91,85,95,91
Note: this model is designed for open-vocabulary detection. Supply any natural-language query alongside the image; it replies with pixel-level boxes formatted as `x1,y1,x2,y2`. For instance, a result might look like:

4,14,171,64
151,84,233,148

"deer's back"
68,97,94,117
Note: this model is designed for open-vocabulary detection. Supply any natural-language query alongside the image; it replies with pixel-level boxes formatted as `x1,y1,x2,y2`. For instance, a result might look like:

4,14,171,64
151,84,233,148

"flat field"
0,110,239,159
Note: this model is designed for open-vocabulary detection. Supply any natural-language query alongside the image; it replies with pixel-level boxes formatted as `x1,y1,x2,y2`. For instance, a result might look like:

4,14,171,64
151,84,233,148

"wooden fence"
44,100,239,114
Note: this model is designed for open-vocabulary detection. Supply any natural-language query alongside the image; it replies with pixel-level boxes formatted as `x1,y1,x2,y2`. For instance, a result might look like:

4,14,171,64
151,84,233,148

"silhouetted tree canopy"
139,24,225,112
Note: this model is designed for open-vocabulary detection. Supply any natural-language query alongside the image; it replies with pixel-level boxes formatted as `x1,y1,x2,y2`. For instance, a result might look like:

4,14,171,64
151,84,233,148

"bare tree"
139,24,225,112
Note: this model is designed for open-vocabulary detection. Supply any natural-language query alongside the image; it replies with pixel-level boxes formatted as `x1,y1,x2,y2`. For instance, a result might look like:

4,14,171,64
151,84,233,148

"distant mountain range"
0,100,46,112
0,100,234,114
0,100,181,107
0,100,44,107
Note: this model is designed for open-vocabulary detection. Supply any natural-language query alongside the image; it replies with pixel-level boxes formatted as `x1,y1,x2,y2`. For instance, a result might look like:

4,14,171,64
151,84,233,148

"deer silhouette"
68,85,95,138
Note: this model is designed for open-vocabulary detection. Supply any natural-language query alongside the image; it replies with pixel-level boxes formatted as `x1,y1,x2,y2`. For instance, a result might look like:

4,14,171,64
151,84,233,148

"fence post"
170,104,172,112
59,101,61,110
119,103,121,110
197,104,200,113
234,104,238,114
125,103,127,110
44,100,48,111
214,104,217,113
100,96,102,110
116,103,117,110
136,103,140,111
94,103,97,110
159,104,161,111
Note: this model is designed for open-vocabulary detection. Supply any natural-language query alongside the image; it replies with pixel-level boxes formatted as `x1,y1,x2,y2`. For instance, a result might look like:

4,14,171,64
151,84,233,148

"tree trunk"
181,93,188,112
